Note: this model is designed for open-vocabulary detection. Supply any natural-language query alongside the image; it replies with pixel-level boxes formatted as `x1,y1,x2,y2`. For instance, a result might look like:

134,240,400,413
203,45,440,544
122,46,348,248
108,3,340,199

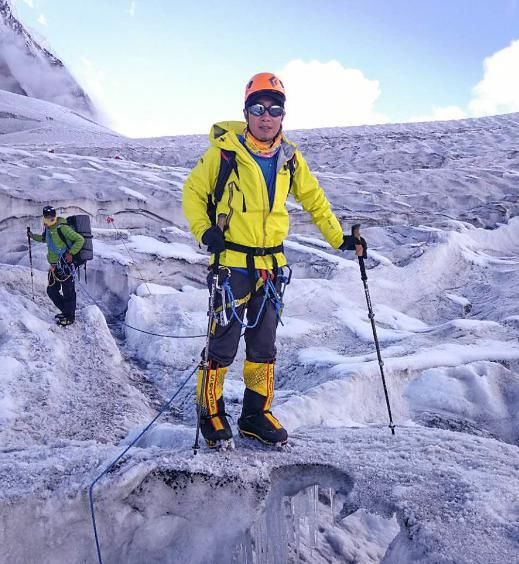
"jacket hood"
209,121,297,160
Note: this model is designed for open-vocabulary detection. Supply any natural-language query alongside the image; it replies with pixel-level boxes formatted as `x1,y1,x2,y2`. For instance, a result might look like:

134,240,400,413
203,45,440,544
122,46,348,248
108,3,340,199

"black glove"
340,224,367,258
201,225,225,253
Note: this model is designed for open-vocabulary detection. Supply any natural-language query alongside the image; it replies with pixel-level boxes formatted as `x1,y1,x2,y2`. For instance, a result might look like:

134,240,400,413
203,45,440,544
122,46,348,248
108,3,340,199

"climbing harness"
211,265,291,331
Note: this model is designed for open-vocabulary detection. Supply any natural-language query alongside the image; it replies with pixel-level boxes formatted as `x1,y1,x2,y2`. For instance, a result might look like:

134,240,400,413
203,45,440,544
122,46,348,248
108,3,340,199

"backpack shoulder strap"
56,225,70,249
207,149,238,225
287,154,296,192
214,149,238,205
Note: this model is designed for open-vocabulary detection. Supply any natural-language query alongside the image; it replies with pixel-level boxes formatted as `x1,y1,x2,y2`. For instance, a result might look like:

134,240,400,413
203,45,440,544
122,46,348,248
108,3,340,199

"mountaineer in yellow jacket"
183,72,367,448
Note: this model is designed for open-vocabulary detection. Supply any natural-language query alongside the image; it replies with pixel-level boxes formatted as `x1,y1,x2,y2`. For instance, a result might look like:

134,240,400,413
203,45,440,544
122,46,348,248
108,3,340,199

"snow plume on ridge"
0,0,97,118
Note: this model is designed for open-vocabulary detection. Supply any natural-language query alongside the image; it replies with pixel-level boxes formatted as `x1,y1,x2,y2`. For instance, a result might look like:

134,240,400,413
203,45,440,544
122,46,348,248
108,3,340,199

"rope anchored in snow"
106,215,152,296
88,363,198,564
75,273,206,339
122,322,205,339
101,216,206,338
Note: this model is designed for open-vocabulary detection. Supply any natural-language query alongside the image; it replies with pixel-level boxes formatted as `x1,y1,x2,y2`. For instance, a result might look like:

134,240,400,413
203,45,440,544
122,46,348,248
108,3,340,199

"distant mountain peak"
0,0,96,117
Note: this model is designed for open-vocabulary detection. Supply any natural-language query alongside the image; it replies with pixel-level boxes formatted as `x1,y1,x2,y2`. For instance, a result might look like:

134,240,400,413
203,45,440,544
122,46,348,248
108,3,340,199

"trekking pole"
27,226,35,300
193,216,227,454
352,224,396,435
193,255,220,455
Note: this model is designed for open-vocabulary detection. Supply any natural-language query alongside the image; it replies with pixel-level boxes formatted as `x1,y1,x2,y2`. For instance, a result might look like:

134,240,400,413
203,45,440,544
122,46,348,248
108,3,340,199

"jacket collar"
209,121,296,164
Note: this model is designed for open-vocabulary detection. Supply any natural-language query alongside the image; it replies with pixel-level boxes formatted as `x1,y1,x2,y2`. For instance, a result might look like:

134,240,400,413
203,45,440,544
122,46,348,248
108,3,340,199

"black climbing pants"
47,267,76,320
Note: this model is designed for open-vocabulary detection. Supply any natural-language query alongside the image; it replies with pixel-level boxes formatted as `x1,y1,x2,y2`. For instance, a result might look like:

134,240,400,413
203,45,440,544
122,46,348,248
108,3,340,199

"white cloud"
128,1,136,16
407,39,519,124
468,39,519,116
37,14,47,25
21,0,35,7
277,59,387,130
409,105,467,123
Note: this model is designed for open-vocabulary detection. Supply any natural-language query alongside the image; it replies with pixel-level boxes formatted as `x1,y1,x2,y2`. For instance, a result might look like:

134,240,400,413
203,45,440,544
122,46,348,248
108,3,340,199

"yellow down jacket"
182,121,344,269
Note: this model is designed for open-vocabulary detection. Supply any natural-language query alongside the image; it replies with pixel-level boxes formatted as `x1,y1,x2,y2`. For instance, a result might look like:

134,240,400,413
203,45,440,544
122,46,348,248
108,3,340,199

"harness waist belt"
224,241,284,256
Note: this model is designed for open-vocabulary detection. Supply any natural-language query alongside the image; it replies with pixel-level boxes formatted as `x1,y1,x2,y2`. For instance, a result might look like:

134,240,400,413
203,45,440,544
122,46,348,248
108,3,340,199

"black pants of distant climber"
47,268,76,320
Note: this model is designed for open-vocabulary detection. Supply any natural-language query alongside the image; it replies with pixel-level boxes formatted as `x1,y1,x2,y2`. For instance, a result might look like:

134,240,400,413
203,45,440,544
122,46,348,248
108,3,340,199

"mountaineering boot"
54,312,66,320
196,361,233,448
200,397,234,449
238,361,288,446
57,317,74,326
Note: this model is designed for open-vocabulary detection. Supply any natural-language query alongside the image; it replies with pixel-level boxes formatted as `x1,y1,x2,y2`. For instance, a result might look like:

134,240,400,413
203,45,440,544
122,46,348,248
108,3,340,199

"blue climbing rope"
89,363,197,564
75,276,205,339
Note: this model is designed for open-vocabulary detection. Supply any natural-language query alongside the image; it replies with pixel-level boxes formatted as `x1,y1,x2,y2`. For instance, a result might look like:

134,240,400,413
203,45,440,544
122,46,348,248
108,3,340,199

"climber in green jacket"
28,205,84,326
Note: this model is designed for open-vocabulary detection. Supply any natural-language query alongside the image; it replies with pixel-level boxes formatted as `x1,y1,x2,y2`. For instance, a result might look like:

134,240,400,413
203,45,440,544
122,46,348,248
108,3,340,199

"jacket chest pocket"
273,168,291,205
229,180,257,213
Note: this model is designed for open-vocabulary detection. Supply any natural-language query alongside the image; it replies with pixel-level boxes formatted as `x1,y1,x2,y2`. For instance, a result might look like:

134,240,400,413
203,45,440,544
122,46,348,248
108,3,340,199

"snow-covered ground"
0,89,518,563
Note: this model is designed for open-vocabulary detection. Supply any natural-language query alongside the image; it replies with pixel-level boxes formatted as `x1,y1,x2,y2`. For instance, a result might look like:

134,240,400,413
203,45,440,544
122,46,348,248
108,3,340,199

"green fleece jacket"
31,217,84,264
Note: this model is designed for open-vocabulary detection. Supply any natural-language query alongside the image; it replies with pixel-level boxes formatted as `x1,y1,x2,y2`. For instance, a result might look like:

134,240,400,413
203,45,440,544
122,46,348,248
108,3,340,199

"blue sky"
11,0,519,137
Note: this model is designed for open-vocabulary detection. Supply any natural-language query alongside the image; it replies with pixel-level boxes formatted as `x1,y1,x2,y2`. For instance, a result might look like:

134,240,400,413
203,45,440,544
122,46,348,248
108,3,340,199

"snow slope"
0,90,518,563
0,0,96,117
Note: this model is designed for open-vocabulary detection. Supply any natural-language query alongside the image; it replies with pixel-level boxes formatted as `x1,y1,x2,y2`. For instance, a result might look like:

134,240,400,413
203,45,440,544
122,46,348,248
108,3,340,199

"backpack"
206,149,297,225
57,215,93,280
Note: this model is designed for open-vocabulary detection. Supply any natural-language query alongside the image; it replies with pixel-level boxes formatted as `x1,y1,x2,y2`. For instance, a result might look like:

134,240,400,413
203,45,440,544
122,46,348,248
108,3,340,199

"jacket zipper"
257,165,268,248
235,185,247,213
225,183,234,229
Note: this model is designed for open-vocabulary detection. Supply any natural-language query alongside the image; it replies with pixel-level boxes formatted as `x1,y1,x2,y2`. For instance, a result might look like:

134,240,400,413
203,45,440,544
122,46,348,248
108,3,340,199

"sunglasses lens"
248,104,266,116
267,105,284,117
248,104,284,117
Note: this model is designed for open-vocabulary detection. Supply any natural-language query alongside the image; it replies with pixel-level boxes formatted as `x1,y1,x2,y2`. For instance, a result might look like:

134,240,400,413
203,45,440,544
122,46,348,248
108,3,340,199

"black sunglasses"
248,103,285,118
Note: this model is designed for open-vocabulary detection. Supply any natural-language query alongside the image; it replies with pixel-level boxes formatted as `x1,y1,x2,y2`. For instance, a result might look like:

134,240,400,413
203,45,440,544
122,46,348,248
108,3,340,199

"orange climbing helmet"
244,72,286,107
